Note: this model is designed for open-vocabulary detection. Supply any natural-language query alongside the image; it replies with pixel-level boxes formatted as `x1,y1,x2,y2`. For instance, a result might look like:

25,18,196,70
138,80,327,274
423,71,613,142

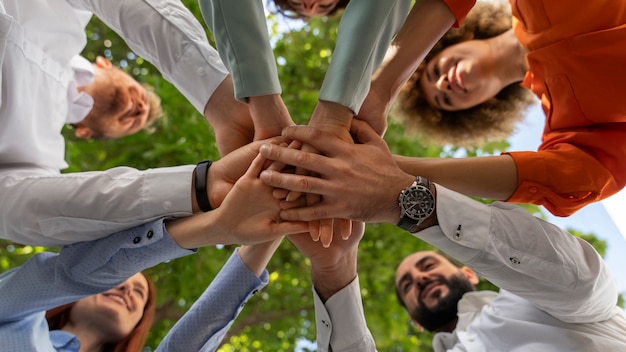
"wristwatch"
397,176,435,233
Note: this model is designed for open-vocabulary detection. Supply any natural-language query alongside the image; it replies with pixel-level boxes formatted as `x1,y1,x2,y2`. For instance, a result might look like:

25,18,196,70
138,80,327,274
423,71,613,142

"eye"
134,288,145,300
402,280,413,294
442,93,452,107
433,63,441,77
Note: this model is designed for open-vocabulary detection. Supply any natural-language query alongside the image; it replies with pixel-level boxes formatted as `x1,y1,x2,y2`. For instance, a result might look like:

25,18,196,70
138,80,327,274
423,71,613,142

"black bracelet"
194,160,213,212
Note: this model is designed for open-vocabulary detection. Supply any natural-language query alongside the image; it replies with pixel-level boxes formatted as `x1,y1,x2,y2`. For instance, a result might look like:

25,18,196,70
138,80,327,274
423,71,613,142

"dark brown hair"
395,2,535,148
45,274,157,352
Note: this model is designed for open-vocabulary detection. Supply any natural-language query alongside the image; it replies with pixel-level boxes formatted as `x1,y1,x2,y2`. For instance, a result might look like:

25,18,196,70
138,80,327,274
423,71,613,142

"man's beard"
409,273,475,332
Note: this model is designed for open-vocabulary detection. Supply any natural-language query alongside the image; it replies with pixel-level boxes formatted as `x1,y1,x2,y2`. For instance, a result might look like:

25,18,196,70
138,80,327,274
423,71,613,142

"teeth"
108,295,126,305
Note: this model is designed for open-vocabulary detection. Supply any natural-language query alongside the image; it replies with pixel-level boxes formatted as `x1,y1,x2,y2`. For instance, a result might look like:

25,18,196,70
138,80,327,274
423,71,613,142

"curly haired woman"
395,1,535,147
360,0,626,217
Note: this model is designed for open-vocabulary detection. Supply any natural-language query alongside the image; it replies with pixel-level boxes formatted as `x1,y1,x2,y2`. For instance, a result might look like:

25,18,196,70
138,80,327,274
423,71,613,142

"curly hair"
395,1,536,148
270,0,350,20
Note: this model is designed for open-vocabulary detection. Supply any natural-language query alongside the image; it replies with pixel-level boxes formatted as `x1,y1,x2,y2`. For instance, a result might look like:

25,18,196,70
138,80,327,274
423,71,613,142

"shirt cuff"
313,276,372,351
412,184,492,263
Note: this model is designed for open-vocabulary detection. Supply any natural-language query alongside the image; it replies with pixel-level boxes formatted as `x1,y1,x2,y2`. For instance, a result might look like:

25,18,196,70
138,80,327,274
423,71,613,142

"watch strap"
194,160,213,212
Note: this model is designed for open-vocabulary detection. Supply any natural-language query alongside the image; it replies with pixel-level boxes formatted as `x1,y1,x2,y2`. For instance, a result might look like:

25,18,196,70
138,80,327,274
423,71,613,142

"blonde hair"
395,2,535,148
142,83,163,134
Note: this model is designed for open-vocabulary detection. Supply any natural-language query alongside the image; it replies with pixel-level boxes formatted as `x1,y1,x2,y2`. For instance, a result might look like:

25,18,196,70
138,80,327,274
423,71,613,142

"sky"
508,103,626,301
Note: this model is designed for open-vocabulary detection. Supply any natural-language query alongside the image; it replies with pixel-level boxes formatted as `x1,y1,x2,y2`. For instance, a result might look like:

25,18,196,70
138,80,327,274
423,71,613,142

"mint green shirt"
200,0,411,113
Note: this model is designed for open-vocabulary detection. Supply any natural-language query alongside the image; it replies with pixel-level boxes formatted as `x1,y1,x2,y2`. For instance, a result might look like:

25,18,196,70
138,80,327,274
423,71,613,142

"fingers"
259,144,332,183
260,169,329,198
279,125,345,157
318,218,334,248
244,152,267,178
350,119,386,146
339,218,353,240
272,221,310,237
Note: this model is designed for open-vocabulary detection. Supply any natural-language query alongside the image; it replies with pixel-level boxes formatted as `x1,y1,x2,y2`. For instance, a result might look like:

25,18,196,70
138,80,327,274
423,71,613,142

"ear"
95,56,113,69
460,266,479,285
74,125,93,139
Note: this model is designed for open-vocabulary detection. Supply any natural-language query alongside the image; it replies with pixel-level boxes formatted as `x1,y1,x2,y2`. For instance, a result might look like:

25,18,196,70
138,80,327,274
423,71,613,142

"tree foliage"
0,2,619,351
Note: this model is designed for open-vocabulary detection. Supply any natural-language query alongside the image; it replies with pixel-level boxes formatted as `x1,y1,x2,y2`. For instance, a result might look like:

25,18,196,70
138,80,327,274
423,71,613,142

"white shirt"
314,185,626,351
0,0,227,245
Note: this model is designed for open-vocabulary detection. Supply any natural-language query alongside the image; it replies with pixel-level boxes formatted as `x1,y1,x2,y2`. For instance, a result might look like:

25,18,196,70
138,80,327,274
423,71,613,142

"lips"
421,281,441,300
448,64,467,93
103,293,129,310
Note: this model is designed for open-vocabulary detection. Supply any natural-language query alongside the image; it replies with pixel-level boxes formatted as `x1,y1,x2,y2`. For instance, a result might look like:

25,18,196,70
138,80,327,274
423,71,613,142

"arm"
155,243,278,351
393,154,519,202
258,121,618,323
70,0,227,114
0,220,192,324
69,0,257,155
358,0,471,133
199,0,293,141
414,184,618,323
505,128,626,216
308,0,412,138
290,223,376,351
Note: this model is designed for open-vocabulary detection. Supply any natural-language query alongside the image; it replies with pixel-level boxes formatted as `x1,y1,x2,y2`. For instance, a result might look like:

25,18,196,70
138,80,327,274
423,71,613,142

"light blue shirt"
0,219,268,351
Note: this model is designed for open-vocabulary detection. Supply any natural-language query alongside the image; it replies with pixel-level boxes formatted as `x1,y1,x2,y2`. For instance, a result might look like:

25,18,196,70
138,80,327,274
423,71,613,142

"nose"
299,0,318,16
436,75,451,91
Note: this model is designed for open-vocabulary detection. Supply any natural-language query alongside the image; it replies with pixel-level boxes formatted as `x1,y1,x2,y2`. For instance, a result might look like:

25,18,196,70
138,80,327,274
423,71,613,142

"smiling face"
75,56,151,140
395,251,478,332
70,273,150,342
419,39,502,111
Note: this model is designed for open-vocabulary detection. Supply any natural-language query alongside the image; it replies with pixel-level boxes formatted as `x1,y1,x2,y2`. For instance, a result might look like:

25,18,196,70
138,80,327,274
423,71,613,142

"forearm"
393,154,518,201
318,0,412,112
71,0,228,113
0,219,192,322
415,184,617,323
156,248,268,351
311,249,358,302
238,239,283,277
369,0,456,106
199,0,281,100
0,166,194,246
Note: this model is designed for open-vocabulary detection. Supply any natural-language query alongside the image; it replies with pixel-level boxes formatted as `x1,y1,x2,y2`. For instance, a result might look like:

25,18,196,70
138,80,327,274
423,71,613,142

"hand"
207,138,282,209
171,153,309,249
248,94,294,140
204,76,255,156
355,85,390,136
293,100,355,246
259,119,415,225
288,221,364,301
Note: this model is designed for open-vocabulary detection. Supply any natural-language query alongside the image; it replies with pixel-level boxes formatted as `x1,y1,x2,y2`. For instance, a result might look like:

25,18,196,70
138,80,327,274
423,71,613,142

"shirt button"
252,290,258,295
133,236,141,244
196,67,205,75
509,257,521,265
147,231,154,239
321,319,330,329
529,186,538,193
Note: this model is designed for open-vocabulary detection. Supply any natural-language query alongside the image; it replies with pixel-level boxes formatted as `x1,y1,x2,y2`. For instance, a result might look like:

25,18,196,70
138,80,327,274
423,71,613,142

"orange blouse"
444,0,626,216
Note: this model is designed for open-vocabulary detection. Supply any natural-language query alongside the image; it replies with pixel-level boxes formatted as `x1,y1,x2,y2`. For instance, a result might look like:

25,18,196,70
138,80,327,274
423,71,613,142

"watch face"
400,185,435,221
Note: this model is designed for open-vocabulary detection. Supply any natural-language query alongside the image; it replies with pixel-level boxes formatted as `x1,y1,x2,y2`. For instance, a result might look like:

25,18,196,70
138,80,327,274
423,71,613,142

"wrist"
193,160,213,213
311,251,358,302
